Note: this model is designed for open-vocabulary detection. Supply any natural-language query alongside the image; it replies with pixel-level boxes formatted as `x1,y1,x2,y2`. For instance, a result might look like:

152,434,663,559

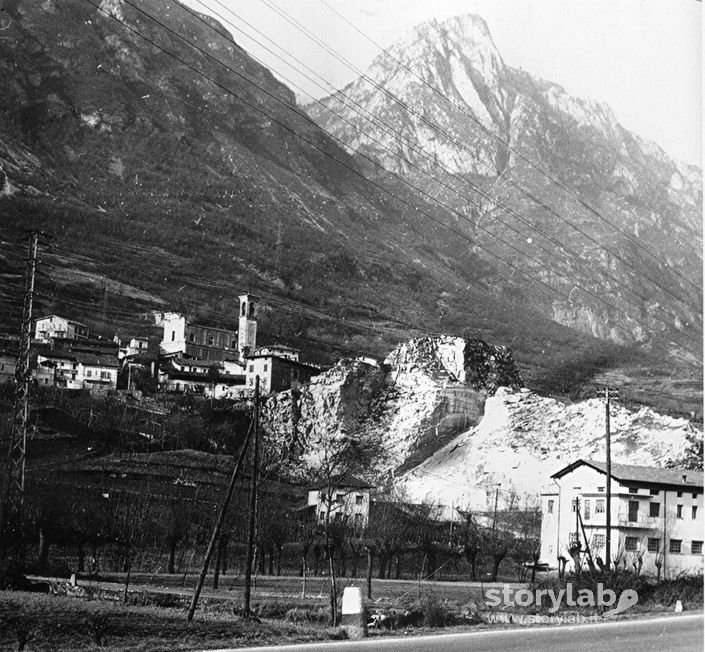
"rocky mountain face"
264,334,700,500
308,14,702,360
400,386,700,512
0,2,700,414
262,335,521,474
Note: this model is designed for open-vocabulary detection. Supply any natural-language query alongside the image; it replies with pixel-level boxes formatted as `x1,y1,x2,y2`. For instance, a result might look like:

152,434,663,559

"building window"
86,370,92,377
335,493,344,504
595,499,605,514
649,488,659,496
319,511,325,522
208,337,214,345
647,538,660,553
625,537,638,551
584,499,591,520
189,333,195,342
628,487,639,494
171,330,175,341
669,539,682,554
677,504,683,519
628,501,639,522
263,364,268,372
249,365,254,372
334,512,342,522
677,491,683,497
649,503,660,518
354,513,363,525
693,492,698,500
593,534,605,549
232,340,237,348
597,486,605,493
692,541,703,555
692,505,698,520
547,499,554,514
356,495,364,505
101,371,110,380
571,500,577,513
568,532,579,548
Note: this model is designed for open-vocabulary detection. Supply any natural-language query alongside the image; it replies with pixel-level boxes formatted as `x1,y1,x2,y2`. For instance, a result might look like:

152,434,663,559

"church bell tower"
238,293,257,360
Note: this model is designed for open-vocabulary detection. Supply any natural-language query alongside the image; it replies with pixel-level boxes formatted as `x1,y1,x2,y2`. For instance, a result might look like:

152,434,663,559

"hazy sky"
183,0,702,167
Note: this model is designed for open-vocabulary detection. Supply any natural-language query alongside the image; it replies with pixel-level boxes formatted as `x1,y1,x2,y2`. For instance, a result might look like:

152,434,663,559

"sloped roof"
309,474,374,490
552,459,703,489
74,352,119,368
35,315,88,327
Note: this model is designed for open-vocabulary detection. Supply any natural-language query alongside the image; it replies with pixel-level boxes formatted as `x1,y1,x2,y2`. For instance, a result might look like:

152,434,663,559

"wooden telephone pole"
1,232,38,557
243,377,260,617
187,377,258,622
599,386,618,572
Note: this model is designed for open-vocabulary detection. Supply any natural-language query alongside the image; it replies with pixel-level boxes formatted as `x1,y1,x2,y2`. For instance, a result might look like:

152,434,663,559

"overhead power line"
316,0,702,297
186,0,700,352
76,0,701,366
147,0,698,357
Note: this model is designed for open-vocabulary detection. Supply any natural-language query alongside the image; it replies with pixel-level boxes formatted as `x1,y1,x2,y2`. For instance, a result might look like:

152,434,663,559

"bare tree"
299,428,381,625
364,487,412,598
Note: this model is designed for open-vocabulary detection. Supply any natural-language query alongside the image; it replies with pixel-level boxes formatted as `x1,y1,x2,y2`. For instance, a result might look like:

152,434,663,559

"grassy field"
0,573,511,650
1,571,702,650
0,590,333,651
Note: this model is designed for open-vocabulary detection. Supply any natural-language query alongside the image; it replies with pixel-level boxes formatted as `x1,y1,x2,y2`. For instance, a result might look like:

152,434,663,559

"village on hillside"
0,290,701,596
0,0,702,647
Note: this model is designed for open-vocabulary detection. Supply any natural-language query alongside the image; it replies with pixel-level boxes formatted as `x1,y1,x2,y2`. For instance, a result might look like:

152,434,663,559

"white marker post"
341,587,367,639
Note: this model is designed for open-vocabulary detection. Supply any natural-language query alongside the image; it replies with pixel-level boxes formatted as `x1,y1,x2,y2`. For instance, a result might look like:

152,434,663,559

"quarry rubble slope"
400,386,700,512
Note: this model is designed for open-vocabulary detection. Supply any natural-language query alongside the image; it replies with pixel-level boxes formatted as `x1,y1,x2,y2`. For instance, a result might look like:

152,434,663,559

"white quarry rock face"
262,336,521,476
399,387,698,512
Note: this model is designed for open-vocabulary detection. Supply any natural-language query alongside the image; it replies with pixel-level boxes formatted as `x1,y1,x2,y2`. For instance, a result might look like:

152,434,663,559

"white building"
245,345,320,395
540,459,703,578
35,351,118,391
34,315,89,342
160,314,239,362
158,357,246,399
307,476,373,529
117,336,150,360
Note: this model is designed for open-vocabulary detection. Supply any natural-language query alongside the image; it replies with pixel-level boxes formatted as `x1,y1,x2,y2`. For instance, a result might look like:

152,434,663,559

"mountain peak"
382,12,504,74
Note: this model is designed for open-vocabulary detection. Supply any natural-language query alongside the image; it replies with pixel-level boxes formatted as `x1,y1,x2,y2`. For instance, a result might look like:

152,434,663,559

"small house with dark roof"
158,357,246,399
307,475,374,529
540,459,703,578
35,350,119,391
34,315,89,342
76,352,119,391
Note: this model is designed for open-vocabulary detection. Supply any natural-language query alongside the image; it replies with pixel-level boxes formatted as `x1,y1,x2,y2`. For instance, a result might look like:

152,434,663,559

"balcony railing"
616,513,660,528
582,513,660,529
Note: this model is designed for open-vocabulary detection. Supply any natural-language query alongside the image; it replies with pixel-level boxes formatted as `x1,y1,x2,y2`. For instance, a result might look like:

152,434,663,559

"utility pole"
490,484,500,536
244,376,260,617
186,393,256,622
600,386,618,573
1,231,38,558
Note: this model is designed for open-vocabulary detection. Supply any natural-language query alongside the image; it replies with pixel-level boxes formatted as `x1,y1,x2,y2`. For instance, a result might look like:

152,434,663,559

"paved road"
214,614,703,652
